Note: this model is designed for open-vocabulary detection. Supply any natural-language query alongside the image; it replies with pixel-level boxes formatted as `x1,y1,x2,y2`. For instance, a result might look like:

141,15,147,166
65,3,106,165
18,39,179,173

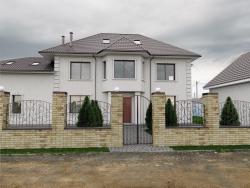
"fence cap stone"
0,86,4,92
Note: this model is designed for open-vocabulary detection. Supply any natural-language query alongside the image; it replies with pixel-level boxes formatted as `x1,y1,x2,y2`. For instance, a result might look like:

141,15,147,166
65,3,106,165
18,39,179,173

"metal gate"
123,95,152,145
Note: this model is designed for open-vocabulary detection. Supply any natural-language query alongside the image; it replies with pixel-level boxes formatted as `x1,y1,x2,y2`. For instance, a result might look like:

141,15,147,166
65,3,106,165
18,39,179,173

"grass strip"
171,145,250,152
192,116,203,125
145,129,152,135
0,147,110,155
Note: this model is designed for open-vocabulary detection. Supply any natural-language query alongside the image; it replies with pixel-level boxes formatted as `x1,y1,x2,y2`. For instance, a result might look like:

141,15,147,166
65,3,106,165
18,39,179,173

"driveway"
1,151,250,188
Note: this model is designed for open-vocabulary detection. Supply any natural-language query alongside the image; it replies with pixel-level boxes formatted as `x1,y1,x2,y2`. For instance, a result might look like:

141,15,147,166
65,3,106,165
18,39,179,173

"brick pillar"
202,93,219,130
111,93,123,147
152,92,166,147
0,91,10,130
52,91,67,148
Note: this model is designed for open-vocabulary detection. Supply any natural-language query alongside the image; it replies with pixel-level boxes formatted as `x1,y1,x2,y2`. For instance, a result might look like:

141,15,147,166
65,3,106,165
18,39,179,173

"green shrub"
165,99,178,126
220,96,240,126
145,101,152,130
76,97,103,127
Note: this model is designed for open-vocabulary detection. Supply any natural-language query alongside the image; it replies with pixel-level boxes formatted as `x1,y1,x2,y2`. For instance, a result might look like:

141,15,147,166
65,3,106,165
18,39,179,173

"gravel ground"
1,151,250,188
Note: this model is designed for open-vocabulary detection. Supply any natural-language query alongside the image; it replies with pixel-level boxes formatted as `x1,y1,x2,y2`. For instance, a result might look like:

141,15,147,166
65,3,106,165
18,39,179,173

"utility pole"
196,81,198,98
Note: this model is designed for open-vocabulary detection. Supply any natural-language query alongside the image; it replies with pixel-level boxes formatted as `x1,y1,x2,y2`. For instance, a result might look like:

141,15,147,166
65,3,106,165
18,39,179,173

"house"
203,52,250,103
0,32,201,124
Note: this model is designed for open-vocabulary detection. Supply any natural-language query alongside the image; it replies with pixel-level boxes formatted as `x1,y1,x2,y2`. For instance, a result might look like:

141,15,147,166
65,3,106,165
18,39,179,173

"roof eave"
203,78,250,90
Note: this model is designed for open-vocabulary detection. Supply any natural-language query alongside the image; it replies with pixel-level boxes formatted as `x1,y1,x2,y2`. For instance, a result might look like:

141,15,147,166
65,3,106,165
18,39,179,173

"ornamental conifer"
220,96,240,126
165,99,178,126
76,96,90,127
145,101,152,130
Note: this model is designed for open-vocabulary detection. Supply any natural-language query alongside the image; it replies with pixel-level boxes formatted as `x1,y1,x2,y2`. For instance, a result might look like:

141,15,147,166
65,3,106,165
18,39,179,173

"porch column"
152,92,166,147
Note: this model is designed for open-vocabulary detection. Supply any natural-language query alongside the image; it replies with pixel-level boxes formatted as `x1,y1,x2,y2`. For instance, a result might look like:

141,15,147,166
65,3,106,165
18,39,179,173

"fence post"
202,93,219,130
111,93,123,147
0,90,10,130
152,92,166,147
52,91,67,148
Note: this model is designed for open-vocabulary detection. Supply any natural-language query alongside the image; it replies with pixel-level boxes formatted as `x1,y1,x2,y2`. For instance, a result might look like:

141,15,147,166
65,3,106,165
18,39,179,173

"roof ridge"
0,56,46,62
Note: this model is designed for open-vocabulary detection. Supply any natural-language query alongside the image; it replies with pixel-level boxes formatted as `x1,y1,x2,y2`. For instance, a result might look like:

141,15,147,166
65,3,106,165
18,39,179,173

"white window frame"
69,61,92,81
112,59,137,80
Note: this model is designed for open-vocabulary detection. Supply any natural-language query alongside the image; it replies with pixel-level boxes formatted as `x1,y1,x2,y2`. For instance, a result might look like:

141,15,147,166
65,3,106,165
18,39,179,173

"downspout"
93,55,97,100
150,56,154,100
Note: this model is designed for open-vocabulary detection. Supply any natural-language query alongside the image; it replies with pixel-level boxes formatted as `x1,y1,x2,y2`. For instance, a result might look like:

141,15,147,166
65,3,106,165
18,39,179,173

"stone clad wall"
152,92,250,146
0,92,123,149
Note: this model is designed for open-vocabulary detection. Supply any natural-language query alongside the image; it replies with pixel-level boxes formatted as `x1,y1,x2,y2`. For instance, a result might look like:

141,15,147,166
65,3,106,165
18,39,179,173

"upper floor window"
157,64,175,80
103,61,106,79
70,62,90,80
12,95,21,113
114,60,135,78
142,62,145,80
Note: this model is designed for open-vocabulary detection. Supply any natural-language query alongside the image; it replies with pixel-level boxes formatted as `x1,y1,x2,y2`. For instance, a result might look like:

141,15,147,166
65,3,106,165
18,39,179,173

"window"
114,60,135,78
134,40,141,45
70,62,91,80
142,62,145,80
6,61,14,65
70,95,89,113
103,39,110,44
31,62,40,66
157,64,175,80
12,95,21,113
103,61,106,79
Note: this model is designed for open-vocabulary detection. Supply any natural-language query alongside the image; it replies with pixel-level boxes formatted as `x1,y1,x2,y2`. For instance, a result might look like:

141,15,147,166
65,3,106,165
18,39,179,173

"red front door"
123,97,131,123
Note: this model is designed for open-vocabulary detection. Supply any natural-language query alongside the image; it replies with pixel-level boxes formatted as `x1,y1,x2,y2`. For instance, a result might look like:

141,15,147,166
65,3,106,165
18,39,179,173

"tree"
145,101,152,130
220,96,240,126
165,99,178,126
76,97,104,127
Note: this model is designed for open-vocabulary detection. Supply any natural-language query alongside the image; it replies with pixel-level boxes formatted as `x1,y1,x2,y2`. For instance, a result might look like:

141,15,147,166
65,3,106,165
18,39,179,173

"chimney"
69,32,73,46
62,36,65,45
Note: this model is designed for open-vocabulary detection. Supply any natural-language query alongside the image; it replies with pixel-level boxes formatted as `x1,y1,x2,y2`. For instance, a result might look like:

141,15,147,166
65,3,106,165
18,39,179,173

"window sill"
155,80,177,82
102,79,107,81
112,78,136,80
68,79,93,81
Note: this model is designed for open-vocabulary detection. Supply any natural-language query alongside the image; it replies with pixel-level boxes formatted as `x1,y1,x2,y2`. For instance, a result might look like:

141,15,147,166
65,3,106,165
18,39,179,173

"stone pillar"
152,92,166,147
111,93,123,147
0,91,10,130
52,92,67,148
202,93,219,130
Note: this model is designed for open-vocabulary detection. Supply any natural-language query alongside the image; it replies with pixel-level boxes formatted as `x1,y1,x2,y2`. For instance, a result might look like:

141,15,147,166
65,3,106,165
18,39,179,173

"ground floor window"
12,95,21,113
166,96,175,105
70,95,89,113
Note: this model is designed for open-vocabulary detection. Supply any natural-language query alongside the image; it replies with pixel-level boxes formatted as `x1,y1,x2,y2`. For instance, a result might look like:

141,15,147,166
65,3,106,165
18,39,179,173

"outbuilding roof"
39,33,201,57
0,57,53,72
204,52,250,88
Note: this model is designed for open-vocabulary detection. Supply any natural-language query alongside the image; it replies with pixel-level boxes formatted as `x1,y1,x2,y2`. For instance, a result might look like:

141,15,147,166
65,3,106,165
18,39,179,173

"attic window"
6,61,14,65
103,39,110,44
134,40,141,45
31,62,40,66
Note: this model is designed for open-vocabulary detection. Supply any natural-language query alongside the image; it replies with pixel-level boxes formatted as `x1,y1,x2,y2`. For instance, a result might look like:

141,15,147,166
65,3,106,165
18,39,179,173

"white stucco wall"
0,73,53,103
210,82,250,103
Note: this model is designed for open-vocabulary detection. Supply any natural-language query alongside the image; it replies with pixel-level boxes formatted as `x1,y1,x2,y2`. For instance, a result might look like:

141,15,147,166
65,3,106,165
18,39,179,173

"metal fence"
7,100,52,127
219,100,250,126
67,100,111,127
167,100,204,126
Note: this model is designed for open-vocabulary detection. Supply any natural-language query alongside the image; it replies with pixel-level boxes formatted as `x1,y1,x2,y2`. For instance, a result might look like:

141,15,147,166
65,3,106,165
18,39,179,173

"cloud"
1,0,250,91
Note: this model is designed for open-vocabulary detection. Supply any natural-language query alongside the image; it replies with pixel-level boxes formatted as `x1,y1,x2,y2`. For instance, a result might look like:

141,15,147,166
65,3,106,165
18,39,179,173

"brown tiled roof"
39,33,201,57
0,57,53,72
204,52,250,88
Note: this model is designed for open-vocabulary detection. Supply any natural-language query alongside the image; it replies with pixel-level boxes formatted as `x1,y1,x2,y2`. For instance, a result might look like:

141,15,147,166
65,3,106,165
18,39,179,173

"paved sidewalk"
109,144,174,152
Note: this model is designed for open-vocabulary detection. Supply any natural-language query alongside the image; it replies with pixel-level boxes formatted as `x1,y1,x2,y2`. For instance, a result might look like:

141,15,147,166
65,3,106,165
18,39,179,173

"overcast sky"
1,0,250,97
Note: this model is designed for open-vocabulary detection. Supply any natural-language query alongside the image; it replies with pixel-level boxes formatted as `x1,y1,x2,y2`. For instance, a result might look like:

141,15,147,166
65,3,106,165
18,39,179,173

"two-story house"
0,33,201,124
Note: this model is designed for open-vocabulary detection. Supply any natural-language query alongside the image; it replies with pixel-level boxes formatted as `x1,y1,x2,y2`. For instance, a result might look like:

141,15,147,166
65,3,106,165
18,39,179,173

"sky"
1,0,250,98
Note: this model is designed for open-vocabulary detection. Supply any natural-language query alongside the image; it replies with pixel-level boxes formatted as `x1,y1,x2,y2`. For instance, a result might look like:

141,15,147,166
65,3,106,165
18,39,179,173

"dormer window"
6,61,14,65
134,40,141,45
103,39,110,44
31,62,40,66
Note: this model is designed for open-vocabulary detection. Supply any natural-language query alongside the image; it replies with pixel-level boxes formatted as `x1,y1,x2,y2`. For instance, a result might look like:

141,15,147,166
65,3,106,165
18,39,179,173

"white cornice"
204,78,250,89
0,71,54,74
